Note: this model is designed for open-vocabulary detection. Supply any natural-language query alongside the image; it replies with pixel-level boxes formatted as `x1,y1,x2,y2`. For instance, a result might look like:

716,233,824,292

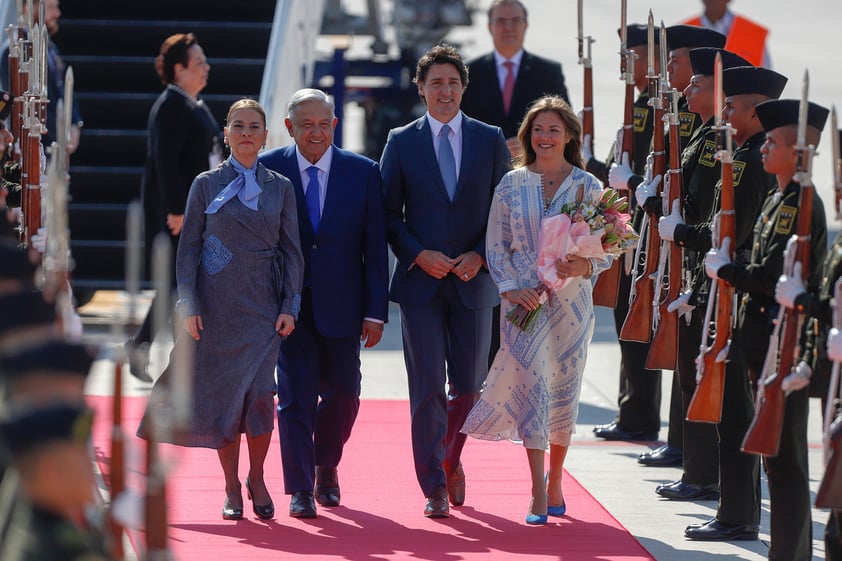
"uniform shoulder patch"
679,112,696,137
775,205,797,235
698,140,717,168
633,107,649,133
732,161,746,187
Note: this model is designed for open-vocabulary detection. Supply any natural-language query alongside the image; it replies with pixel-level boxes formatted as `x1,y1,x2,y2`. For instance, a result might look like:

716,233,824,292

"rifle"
620,12,660,344
687,53,734,422
742,71,814,457
145,233,172,561
646,19,679,370
591,0,625,309
816,278,842,508
816,107,842,508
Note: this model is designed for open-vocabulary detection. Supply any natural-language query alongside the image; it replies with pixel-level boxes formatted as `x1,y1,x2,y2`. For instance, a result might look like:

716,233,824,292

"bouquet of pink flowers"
506,188,638,332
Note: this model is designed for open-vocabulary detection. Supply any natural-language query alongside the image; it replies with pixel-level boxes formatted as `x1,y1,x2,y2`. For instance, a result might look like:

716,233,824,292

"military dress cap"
689,48,751,76
620,24,660,49
0,290,55,338
665,24,726,50
0,91,13,121
723,66,788,99
755,98,830,133
0,340,96,381
0,402,93,458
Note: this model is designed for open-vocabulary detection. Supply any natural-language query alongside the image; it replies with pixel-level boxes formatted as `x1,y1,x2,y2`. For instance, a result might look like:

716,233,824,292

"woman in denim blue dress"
139,99,303,521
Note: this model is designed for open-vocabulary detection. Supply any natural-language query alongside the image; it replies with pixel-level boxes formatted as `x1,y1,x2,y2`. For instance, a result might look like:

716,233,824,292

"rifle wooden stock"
593,260,622,308
109,362,125,560
742,181,813,456
645,73,675,369
582,62,594,157
145,431,169,559
688,152,736,422
816,416,842,508
24,123,40,246
620,224,659,342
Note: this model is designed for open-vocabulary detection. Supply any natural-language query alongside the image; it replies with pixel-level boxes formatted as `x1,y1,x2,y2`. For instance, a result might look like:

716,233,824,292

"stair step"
69,166,144,204
57,20,272,58
76,92,231,130
59,0,276,22
70,240,127,288
69,203,128,240
73,129,147,168
65,55,265,95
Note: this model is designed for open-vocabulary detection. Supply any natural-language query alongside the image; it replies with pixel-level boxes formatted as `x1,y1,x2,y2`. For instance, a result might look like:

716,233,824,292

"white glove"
609,152,633,191
658,199,683,241
30,226,46,253
828,327,842,362
774,262,806,310
635,174,661,209
782,361,812,396
704,237,732,280
582,133,594,163
667,289,695,321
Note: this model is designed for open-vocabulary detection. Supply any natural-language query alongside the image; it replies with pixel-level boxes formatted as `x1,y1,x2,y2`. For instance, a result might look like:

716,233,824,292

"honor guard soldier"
587,23,664,444
705,98,829,556
664,65,787,538
635,47,750,503
0,403,111,561
777,126,842,560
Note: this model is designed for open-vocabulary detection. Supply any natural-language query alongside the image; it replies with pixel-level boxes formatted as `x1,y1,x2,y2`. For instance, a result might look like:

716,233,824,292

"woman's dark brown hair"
516,95,584,169
155,33,198,85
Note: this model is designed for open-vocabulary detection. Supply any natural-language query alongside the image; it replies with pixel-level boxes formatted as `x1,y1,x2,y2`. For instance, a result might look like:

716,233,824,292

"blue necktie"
438,124,457,201
305,165,321,232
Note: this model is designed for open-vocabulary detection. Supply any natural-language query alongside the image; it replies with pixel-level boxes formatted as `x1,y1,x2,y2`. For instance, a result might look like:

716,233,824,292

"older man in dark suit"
259,88,389,519
380,44,510,518
460,0,568,159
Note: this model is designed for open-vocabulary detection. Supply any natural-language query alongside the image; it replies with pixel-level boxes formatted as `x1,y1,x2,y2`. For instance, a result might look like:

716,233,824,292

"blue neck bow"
205,158,262,214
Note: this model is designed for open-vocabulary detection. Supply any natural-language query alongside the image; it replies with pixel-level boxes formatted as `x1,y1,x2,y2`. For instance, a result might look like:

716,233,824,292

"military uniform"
1,503,110,561
679,124,777,531
0,403,112,561
587,86,665,438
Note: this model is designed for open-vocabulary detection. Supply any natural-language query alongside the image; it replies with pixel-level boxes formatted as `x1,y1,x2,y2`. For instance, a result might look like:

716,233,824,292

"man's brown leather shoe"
424,485,449,518
315,466,340,507
447,462,466,506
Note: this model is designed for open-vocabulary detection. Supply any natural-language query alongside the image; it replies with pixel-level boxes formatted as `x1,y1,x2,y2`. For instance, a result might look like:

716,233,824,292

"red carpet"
89,396,655,561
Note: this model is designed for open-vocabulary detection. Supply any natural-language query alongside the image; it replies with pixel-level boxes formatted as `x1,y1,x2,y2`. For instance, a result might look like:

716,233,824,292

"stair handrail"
260,0,325,148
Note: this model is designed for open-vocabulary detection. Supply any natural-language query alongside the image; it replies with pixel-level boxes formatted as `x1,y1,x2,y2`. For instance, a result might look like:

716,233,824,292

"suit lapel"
510,51,532,116
454,116,473,201
320,146,343,228
281,145,315,239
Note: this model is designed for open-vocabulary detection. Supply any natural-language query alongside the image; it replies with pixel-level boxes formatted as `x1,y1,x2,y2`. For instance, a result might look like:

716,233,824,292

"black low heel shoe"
246,478,275,520
222,496,243,520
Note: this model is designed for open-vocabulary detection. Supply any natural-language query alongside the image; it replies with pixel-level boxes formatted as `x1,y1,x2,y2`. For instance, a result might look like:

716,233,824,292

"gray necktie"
438,124,457,200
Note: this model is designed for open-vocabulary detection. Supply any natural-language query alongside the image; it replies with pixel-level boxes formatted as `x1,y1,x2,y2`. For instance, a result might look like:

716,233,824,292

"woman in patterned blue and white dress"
462,96,611,524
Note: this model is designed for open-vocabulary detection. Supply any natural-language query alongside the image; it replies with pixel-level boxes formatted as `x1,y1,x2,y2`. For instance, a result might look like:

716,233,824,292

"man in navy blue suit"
380,44,510,518
259,88,389,519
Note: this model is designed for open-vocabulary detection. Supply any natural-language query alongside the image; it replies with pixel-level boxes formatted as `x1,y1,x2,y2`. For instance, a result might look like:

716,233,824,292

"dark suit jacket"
140,87,221,270
380,113,510,310
460,51,569,139
259,145,389,338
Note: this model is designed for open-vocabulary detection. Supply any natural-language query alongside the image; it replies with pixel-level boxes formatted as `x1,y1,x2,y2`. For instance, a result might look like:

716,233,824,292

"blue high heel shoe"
544,472,567,517
547,503,566,517
526,512,548,525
